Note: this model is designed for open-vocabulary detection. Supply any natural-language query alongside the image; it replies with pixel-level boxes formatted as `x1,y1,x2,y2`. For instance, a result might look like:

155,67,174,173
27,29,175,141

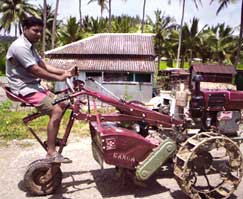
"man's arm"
28,64,72,81
38,59,77,76
38,59,66,75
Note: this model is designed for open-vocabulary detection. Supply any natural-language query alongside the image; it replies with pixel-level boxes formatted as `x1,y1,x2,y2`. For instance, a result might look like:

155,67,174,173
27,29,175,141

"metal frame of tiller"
2,79,183,154
4,79,183,156
2,79,243,199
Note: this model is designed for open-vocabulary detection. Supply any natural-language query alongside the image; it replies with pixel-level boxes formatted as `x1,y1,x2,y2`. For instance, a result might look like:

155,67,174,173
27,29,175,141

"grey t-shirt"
6,34,45,96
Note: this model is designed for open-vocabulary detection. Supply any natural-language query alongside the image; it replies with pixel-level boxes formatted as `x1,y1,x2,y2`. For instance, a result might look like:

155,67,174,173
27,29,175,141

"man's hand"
68,66,78,76
58,66,78,81
59,70,73,81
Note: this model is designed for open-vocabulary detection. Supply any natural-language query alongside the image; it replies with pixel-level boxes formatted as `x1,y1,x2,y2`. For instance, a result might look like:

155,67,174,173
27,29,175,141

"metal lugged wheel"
174,132,243,199
24,159,62,196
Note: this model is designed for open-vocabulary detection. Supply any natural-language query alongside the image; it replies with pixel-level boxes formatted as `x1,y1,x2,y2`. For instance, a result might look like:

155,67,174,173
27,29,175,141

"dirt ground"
0,136,243,199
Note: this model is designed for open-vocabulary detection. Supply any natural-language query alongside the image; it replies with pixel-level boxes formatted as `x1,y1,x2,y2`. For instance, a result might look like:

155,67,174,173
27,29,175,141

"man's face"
23,25,43,43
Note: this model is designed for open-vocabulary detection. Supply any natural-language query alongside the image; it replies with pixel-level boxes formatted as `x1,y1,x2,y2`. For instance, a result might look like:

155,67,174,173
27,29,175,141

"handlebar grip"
74,66,79,76
52,95,70,105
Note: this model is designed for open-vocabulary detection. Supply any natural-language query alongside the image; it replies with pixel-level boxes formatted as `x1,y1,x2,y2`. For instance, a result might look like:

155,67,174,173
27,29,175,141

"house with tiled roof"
45,33,156,102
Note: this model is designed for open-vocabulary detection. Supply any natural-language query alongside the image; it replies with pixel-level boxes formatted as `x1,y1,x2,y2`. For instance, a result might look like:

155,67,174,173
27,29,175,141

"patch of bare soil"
0,137,242,199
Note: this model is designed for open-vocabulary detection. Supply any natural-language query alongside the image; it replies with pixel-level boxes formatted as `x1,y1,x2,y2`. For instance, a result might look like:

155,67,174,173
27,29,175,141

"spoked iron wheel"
24,159,62,196
174,132,243,199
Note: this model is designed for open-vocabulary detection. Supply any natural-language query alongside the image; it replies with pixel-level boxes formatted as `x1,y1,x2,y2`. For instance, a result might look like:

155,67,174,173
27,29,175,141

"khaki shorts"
36,92,56,116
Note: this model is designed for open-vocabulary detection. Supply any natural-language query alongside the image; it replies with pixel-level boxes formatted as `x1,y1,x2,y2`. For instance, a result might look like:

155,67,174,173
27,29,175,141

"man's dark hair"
22,17,44,29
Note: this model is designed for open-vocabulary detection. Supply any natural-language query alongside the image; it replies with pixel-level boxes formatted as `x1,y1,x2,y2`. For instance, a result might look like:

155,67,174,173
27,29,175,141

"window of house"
86,72,102,77
135,73,151,83
104,72,133,82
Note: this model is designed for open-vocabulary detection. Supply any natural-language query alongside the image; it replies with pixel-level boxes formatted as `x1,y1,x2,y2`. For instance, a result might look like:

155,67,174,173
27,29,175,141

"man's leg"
47,104,64,155
23,91,71,163
36,93,71,163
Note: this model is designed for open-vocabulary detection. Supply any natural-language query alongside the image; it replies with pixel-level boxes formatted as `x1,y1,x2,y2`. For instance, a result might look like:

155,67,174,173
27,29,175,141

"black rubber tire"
24,159,62,196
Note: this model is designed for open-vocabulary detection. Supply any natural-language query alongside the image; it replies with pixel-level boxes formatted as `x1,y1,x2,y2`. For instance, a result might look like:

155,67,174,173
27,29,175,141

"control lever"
52,94,70,105
66,78,75,93
87,77,121,100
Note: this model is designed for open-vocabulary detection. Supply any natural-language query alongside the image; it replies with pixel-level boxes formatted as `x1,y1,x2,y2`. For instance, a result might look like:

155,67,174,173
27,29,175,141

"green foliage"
153,10,177,60
123,85,133,101
57,17,83,45
0,100,12,110
0,0,38,35
0,110,30,140
112,15,140,33
0,108,89,141
158,60,189,70
0,1,241,68
158,61,169,70
36,3,55,51
0,41,11,75
0,57,5,76
237,63,243,69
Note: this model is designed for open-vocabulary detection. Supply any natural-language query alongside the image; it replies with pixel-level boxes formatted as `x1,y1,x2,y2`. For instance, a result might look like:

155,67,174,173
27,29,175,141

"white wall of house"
55,71,153,103
94,82,152,102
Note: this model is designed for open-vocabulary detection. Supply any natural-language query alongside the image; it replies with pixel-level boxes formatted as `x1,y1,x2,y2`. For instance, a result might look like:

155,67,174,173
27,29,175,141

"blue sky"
2,0,242,35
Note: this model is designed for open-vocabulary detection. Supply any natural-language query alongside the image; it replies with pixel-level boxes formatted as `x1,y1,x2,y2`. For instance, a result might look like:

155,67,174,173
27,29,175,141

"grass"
237,63,243,70
158,61,243,70
158,61,190,70
0,103,90,141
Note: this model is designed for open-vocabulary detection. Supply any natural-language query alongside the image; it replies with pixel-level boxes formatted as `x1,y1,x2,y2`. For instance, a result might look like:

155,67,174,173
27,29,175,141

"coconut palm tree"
183,18,207,66
210,0,243,66
175,0,202,68
196,29,215,63
42,0,47,54
141,0,147,33
58,17,82,45
108,0,112,32
210,23,236,64
51,0,59,49
0,0,37,36
89,0,127,32
113,15,137,33
82,15,92,32
37,3,55,50
79,0,82,29
153,10,176,68
88,0,108,17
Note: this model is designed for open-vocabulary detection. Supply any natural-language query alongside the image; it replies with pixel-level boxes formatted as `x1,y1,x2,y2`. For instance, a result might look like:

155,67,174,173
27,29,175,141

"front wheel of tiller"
24,159,62,196
174,132,243,199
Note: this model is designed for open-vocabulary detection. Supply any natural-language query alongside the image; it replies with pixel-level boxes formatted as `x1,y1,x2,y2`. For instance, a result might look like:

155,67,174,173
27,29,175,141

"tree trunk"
108,0,112,32
141,0,146,33
51,0,59,49
202,56,207,63
157,56,161,74
79,0,82,30
15,24,17,37
176,0,186,68
42,0,47,56
18,23,22,36
189,49,192,67
234,0,243,67
180,56,185,68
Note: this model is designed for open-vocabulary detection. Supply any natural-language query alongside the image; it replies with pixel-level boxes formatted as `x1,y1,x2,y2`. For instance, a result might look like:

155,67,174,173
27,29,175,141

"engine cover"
201,90,243,111
217,111,241,134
